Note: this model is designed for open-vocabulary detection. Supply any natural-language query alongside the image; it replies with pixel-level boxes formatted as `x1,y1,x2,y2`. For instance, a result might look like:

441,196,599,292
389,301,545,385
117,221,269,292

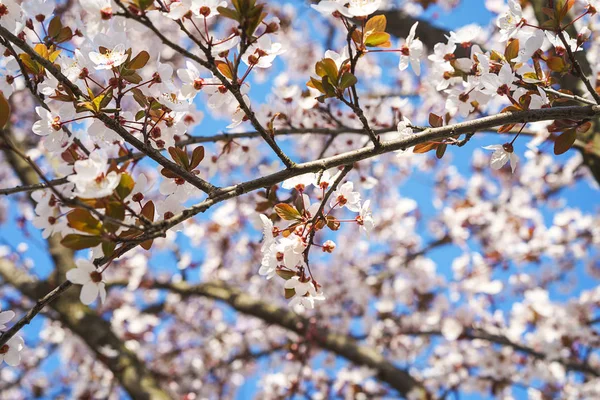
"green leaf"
276,269,296,280
284,287,296,299
54,27,73,43
61,234,102,250
102,240,116,257
365,15,386,34
67,208,103,235
504,39,519,62
19,54,40,75
365,32,391,47
48,16,62,38
104,202,125,233
307,76,324,93
339,72,357,90
138,0,155,10
115,173,135,199
321,58,339,84
122,72,142,84
217,6,240,21
131,88,148,108
554,129,576,155
274,203,301,221
321,76,336,98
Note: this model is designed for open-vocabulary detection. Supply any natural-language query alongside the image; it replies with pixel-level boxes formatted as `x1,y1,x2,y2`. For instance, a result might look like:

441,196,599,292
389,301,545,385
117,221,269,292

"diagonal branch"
401,327,600,377
0,24,218,196
113,0,296,169
108,279,427,397
0,259,171,399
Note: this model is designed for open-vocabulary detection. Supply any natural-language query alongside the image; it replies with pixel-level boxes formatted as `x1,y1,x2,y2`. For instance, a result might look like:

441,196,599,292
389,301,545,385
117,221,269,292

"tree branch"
0,259,172,399
108,279,427,397
0,24,219,196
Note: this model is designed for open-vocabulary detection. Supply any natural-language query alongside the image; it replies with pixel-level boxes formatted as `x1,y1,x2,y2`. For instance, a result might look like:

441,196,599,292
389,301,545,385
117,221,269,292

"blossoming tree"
1,0,600,398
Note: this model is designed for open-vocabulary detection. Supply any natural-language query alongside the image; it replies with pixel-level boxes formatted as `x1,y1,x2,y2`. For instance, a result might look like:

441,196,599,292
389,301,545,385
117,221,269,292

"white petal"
4,349,21,366
490,150,510,170
80,282,99,305
76,259,97,273
66,269,91,285
509,153,519,173
0,310,15,325
441,318,463,341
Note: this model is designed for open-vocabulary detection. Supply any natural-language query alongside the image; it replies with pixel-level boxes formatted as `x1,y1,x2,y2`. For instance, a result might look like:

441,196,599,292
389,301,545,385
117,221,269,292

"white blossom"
398,22,424,76
66,259,107,305
483,143,519,173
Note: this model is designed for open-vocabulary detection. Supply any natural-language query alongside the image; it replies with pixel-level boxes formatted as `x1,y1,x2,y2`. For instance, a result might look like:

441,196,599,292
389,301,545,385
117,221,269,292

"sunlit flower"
398,22,423,76
285,277,326,309
330,182,361,212
68,151,121,199
497,0,522,41
66,259,107,305
89,44,128,70
0,307,15,331
483,143,518,173
0,335,24,366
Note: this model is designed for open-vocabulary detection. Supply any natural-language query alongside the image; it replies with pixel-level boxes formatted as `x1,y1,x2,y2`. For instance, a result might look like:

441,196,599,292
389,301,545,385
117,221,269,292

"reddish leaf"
554,129,577,155
128,50,150,70
436,143,447,159
141,200,155,222
429,113,444,128
413,142,438,153
190,146,205,170
0,92,10,128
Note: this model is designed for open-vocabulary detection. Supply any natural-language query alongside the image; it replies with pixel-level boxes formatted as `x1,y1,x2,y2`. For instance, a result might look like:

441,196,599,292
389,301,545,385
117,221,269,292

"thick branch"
110,279,426,397
145,104,600,239
403,328,600,377
0,259,171,399
113,0,296,169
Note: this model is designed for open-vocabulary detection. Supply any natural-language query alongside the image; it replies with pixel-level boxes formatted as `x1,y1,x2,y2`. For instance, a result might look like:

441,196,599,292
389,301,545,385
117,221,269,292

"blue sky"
1,0,599,398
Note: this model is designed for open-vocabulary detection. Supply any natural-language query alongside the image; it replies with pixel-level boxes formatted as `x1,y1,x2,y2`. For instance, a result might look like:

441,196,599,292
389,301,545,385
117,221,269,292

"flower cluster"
0,306,24,366
257,172,374,309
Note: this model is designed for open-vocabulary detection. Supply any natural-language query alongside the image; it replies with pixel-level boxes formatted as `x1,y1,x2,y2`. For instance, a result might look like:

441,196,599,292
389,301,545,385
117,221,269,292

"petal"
490,151,509,170
76,259,97,273
80,282,99,305
66,269,91,285
410,57,421,76
0,310,15,325
398,56,409,71
483,144,503,151
284,277,299,289
4,349,21,366
509,153,519,173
